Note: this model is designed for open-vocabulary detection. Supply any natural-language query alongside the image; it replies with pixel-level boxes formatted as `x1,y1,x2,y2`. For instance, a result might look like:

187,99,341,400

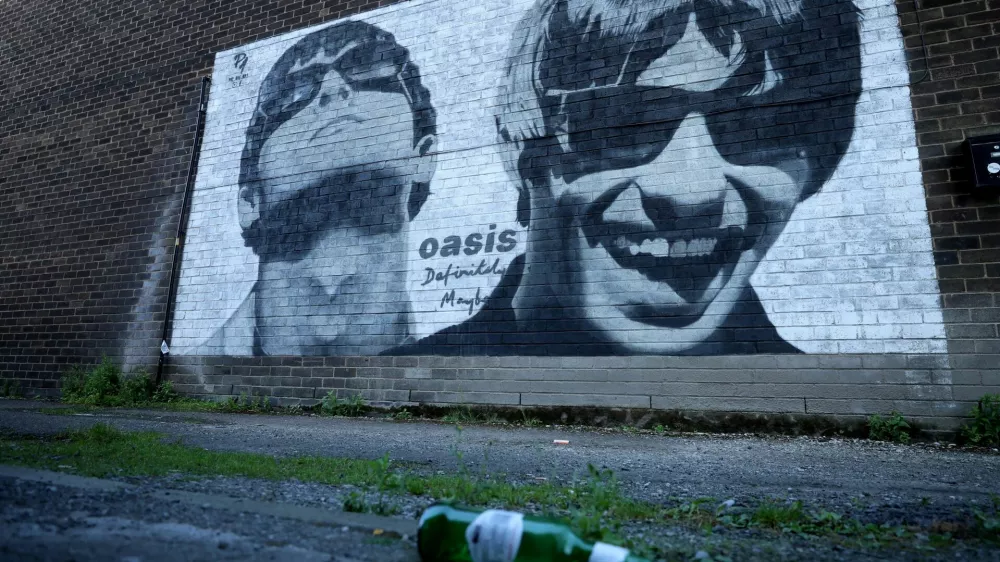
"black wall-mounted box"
966,134,1000,189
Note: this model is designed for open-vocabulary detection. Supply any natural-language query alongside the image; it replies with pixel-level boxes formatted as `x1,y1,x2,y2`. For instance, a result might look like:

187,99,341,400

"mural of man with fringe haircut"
411,0,862,355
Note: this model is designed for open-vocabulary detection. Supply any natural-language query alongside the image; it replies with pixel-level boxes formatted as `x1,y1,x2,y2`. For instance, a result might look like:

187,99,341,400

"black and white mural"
172,0,947,356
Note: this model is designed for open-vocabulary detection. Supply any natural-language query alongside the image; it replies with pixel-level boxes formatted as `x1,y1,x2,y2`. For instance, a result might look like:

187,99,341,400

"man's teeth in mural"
583,185,751,303
612,236,719,258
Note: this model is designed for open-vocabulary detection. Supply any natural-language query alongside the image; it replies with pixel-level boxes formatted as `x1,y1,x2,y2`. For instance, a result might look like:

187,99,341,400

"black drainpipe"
156,76,210,384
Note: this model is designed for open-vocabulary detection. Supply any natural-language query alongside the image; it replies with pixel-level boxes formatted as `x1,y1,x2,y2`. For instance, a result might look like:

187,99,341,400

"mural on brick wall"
171,0,948,356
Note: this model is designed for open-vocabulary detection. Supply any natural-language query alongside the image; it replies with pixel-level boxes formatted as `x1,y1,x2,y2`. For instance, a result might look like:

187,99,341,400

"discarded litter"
418,503,650,562
553,439,570,445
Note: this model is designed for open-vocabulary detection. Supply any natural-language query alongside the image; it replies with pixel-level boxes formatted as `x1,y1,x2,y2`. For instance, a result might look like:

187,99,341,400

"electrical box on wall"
966,134,1000,189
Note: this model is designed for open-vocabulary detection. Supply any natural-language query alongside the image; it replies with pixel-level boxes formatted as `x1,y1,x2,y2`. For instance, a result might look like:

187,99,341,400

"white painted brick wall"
170,0,946,355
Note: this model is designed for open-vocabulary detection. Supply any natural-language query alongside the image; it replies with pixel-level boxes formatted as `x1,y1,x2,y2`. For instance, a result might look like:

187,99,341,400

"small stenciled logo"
229,53,249,87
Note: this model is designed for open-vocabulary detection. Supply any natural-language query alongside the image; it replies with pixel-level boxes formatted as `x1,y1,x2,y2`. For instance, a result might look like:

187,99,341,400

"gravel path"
2,399,999,561
1,473,419,562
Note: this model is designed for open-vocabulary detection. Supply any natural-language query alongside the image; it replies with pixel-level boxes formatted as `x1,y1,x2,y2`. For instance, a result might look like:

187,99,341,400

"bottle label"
589,542,629,562
465,509,524,562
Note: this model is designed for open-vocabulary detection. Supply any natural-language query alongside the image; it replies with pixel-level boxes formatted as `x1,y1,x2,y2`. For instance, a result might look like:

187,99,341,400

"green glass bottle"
417,503,651,562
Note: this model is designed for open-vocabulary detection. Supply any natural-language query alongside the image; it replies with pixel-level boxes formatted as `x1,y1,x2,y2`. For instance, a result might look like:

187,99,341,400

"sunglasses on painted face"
262,56,414,122
254,163,410,261
542,83,849,184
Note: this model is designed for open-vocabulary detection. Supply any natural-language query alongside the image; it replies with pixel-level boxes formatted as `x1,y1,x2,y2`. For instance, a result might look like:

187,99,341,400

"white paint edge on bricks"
0,464,416,537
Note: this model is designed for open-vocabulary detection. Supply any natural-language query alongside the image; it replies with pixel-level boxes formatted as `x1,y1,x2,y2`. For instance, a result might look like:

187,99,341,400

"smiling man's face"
250,69,421,355
524,13,812,353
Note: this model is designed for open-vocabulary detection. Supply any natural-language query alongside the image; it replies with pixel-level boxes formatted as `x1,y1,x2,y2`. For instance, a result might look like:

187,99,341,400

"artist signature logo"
229,53,249,87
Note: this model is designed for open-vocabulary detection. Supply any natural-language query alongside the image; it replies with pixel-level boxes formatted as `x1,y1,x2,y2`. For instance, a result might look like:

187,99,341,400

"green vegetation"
360,453,403,515
442,406,503,425
962,394,1000,447
0,378,22,398
868,411,912,444
972,496,1000,540
519,408,543,427
61,358,180,407
3,423,993,559
320,391,368,417
338,453,404,516
219,392,273,413
47,361,1000,454
392,408,413,421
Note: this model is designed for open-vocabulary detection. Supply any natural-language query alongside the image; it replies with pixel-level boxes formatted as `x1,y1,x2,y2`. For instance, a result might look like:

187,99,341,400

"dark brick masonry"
897,0,1000,354
0,0,997,421
0,0,405,394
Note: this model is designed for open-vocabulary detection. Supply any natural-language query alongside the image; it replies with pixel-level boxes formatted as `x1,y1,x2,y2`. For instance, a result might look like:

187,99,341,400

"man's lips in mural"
581,186,757,306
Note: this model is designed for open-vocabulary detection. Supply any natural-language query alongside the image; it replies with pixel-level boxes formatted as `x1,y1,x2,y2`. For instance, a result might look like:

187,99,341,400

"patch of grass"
219,392,273,414
868,411,911,444
962,394,1000,447
320,391,368,417
1,378,23,398
442,406,502,425
750,500,806,529
343,490,370,513
61,358,180,407
405,477,427,496
3,424,384,484
518,408,542,427
392,408,413,421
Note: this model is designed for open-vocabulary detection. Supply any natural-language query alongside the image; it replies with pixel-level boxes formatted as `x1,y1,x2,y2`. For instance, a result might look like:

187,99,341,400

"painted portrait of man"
408,0,863,355
195,20,438,356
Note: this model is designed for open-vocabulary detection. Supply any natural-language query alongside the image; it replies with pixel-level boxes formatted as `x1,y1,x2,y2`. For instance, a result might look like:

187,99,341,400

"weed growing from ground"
392,408,413,421
219,392,273,414
320,391,368,417
61,358,179,407
371,452,402,515
868,411,912,444
962,394,1000,447
442,406,502,425
341,454,402,516
342,490,369,513
405,477,427,496
750,500,806,529
519,409,542,427
0,378,22,398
